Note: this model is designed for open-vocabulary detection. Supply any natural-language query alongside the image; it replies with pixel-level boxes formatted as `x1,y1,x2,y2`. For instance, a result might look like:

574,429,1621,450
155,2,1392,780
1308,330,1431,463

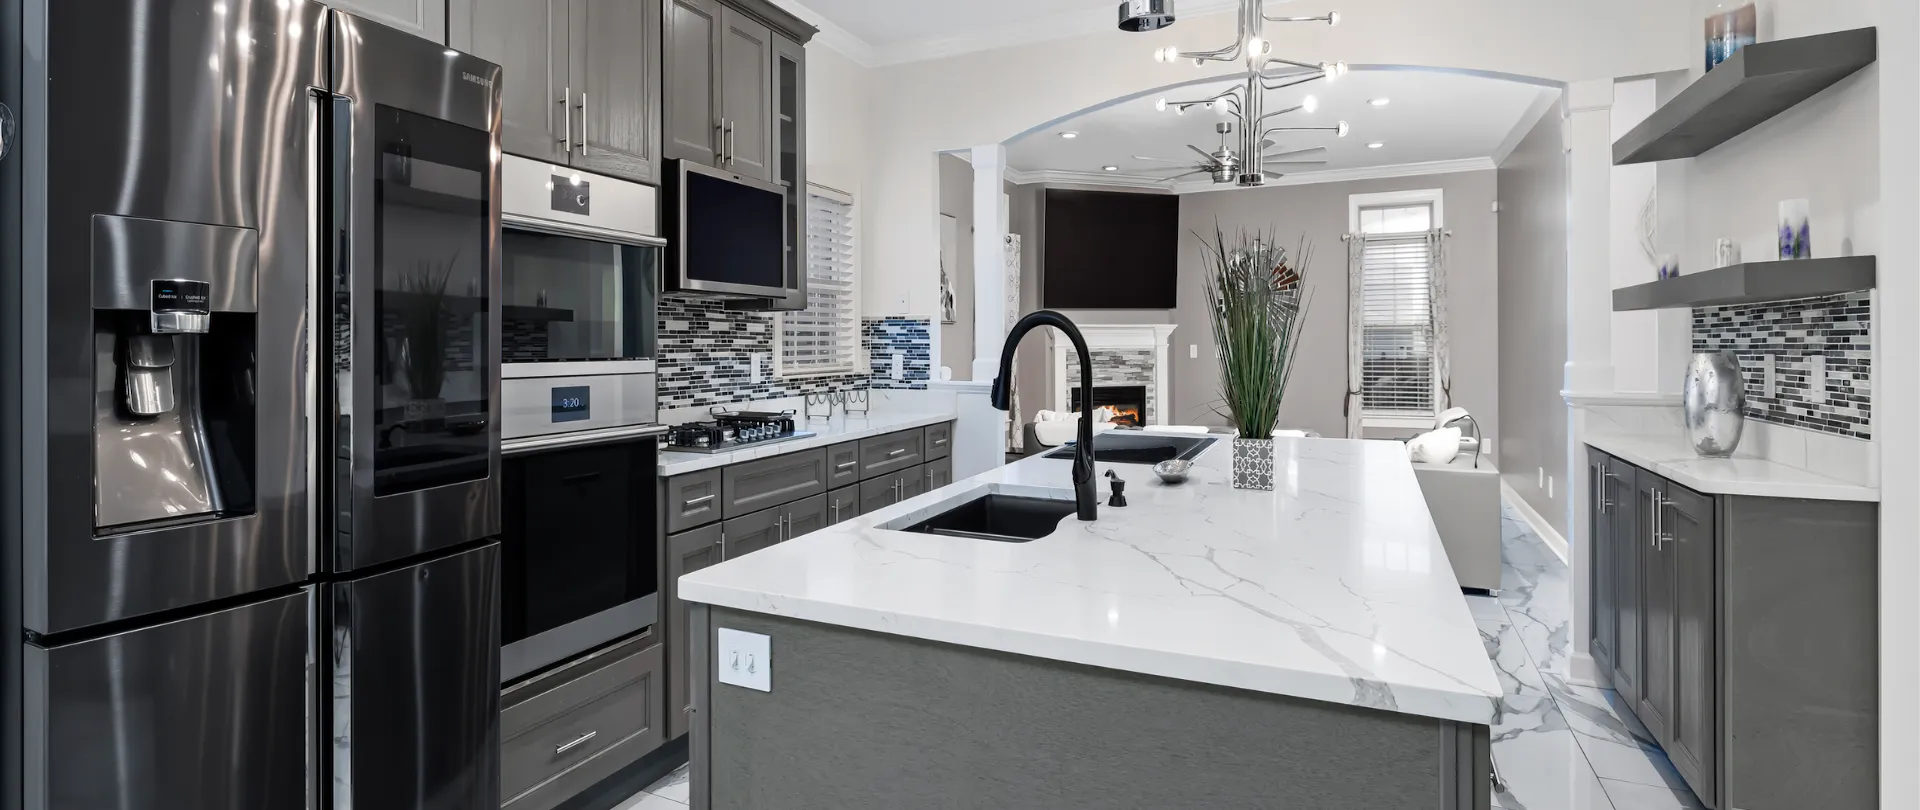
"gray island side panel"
691,606,1490,810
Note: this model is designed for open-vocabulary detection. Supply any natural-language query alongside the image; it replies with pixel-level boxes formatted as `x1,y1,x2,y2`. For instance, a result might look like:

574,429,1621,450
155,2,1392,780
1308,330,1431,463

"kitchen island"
678,436,1503,809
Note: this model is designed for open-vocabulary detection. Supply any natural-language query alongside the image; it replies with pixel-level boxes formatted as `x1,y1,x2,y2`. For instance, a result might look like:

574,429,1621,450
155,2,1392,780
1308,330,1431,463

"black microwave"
665,159,796,302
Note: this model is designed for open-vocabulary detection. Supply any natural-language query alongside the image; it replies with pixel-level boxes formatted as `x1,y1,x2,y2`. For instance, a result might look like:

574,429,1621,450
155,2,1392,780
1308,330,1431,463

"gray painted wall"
937,154,976,380
1495,105,1569,536
1172,172,1501,442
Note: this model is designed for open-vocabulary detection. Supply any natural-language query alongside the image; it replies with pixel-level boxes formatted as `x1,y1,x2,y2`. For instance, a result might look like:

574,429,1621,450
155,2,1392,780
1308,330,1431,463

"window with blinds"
1357,203,1437,420
778,185,860,376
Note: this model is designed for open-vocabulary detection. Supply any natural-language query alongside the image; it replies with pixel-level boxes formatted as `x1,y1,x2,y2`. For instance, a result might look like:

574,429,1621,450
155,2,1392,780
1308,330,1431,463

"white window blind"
778,184,859,376
1358,204,1436,419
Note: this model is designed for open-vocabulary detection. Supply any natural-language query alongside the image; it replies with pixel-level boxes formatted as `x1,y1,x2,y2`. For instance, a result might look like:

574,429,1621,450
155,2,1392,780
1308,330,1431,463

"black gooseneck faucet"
990,310,1097,521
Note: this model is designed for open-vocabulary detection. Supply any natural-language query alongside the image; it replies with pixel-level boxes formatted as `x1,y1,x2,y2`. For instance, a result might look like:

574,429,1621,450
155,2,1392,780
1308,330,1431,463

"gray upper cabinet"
1661,482,1716,809
449,0,565,162
452,0,661,183
662,0,722,164
570,0,663,183
330,0,447,43
763,31,808,310
717,7,773,181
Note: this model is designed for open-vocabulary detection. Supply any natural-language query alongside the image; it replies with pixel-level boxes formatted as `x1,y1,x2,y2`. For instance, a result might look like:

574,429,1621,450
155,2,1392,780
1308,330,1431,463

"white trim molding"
1347,187,1448,232
1501,480,1568,563
1047,324,1179,425
1004,167,1175,191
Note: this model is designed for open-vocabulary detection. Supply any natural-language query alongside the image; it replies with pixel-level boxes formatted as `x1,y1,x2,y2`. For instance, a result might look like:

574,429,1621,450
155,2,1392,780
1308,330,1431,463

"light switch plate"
1808,355,1827,404
1189,344,1198,359
717,627,772,692
890,352,904,380
1763,356,1777,399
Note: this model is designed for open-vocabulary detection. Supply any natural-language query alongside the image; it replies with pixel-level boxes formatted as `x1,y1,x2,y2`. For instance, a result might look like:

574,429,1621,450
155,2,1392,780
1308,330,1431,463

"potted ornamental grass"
1200,226,1312,490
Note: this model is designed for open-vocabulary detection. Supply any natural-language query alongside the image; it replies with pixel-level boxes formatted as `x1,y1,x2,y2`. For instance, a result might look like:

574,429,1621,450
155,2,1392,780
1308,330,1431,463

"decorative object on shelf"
1201,226,1312,490
939,214,959,323
1778,199,1811,259
1438,407,1483,468
1117,0,1176,31
1684,350,1747,457
1407,427,1462,465
1658,253,1681,280
1715,238,1742,268
1702,1,1759,73
1134,0,1349,187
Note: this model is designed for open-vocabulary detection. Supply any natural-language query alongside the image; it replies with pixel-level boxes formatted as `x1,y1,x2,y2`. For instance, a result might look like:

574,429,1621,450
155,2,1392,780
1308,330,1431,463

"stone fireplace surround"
1050,324,1177,427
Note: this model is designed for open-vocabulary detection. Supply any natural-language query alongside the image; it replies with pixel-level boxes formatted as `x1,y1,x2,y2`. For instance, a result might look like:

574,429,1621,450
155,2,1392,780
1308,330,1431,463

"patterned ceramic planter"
1232,437,1274,490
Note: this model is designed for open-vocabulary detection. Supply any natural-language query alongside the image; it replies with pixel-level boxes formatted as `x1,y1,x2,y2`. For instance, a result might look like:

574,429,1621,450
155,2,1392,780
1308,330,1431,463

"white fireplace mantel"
1047,324,1179,425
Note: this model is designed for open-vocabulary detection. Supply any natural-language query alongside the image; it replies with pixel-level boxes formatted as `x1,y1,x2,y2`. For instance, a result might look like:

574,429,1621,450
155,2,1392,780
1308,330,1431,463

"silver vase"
1684,351,1746,458
1232,437,1274,490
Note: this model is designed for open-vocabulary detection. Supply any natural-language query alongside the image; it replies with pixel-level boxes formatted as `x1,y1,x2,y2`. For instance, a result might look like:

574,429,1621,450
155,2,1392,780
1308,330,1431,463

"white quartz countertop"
1585,433,1879,502
658,409,956,476
678,436,1505,725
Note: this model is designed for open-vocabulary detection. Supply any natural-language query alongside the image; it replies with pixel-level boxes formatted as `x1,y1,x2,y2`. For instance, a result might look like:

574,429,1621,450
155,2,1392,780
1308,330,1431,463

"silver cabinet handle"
559,86,572,155
1650,492,1664,549
1594,463,1614,513
775,514,785,542
685,494,715,506
836,461,857,470
1656,492,1673,550
887,448,907,457
555,730,598,755
933,438,948,446
831,502,841,523
725,120,735,166
575,91,588,152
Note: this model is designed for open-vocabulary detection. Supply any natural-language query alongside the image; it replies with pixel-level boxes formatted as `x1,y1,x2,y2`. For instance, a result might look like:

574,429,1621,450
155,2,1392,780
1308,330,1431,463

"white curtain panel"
1005,234,1024,454
1428,229,1452,414
1345,235,1365,439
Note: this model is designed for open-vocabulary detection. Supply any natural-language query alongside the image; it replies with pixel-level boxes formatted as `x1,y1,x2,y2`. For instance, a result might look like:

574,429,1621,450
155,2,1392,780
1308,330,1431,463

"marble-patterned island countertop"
677,436,1505,725
657,408,957,476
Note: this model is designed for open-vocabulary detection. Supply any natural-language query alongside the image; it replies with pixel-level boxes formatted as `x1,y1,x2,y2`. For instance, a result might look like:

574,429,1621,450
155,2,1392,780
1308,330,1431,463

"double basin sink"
893,433,1218,543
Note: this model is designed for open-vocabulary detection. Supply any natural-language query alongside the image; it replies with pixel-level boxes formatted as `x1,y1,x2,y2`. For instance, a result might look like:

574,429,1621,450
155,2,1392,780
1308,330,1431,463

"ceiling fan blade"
1260,160,1328,166
1131,155,1192,164
1262,170,1288,179
1259,138,1276,150
1261,146,1328,160
1186,144,1219,163
1175,169,1209,179
1137,166,1207,175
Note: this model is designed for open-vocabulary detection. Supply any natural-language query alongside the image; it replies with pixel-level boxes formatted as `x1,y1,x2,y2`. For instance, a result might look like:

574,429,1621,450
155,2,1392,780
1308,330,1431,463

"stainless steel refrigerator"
2,1,504,808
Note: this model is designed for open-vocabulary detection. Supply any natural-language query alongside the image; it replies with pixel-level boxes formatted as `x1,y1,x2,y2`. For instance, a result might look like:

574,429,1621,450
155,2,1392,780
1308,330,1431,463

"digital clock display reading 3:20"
551,386,591,423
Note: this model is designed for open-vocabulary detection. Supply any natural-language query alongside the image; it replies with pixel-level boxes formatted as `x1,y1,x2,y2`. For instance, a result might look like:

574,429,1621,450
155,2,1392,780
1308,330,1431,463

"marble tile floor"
611,505,1705,810
1477,504,1706,810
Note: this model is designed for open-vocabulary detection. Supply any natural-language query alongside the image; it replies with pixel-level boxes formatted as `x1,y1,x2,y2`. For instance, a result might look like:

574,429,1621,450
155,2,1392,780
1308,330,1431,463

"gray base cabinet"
664,523,723,741
826,486,859,526
502,632,664,810
926,456,953,490
1586,446,1877,810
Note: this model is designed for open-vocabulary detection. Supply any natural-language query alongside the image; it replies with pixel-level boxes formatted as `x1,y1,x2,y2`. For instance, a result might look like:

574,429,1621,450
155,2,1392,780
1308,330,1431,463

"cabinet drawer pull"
575,91,588,151
559,87,572,155
887,448,907,457
836,461,857,470
933,438,948,446
684,494,715,506
555,730,598,755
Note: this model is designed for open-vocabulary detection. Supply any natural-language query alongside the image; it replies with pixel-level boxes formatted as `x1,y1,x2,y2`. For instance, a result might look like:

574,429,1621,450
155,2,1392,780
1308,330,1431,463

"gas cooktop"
664,410,815,454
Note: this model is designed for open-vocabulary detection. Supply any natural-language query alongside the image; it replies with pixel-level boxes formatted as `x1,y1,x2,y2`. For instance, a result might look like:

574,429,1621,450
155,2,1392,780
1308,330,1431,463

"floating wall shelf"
1612,257,1876,311
1612,27,1877,165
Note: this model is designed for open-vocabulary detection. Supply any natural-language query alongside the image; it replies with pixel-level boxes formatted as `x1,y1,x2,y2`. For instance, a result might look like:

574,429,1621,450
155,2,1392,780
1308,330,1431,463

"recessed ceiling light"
1369,98,1391,107
1103,165,1119,172
1060,131,1079,139
1367,142,1385,149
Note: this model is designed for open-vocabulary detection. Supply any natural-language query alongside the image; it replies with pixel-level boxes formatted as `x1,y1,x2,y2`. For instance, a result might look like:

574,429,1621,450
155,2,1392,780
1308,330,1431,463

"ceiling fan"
1131,121,1328,184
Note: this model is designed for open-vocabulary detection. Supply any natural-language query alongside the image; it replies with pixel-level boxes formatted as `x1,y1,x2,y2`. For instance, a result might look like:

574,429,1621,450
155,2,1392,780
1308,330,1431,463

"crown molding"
770,0,881,66
1170,156,1498,194
1005,167,1175,191
864,0,1240,67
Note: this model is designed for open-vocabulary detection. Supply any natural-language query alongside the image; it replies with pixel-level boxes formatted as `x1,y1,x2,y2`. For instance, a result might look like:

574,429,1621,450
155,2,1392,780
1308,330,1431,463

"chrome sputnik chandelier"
1119,0,1350,187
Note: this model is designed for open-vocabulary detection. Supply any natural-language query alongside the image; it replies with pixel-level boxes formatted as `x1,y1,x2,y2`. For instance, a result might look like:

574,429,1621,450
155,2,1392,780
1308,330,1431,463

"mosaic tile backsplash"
656,294,930,409
1692,291,1871,440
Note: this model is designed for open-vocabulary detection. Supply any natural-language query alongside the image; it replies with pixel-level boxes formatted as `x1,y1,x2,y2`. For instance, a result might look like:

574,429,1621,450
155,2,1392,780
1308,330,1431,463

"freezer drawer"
27,590,310,810
325,542,502,810
502,633,665,807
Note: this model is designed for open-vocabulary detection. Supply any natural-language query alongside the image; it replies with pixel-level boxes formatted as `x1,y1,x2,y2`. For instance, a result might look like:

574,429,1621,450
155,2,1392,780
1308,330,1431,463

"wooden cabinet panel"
858,473,902,516
721,448,827,517
925,422,953,460
926,455,953,491
663,468,723,534
826,486,859,526
722,506,781,560
662,0,721,164
785,493,828,541
1637,474,1676,745
502,638,662,805
1587,448,1617,675
1663,482,1716,808
570,0,662,182
1612,462,1644,708
665,524,721,740
826,442,861,489
450,0,567,162
858,430,925,480
717,6,772,181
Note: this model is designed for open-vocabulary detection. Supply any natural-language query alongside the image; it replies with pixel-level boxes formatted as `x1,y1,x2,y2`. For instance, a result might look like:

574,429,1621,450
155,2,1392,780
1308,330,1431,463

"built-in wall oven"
500,155,665,681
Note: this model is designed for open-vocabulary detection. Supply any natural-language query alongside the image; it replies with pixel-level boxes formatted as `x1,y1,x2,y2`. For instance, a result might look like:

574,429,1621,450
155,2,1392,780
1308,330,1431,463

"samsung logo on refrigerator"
461,72,493,88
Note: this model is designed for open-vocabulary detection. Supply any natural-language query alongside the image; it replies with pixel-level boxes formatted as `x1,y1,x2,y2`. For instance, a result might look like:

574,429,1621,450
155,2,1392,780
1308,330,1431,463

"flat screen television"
1042,189,1180,309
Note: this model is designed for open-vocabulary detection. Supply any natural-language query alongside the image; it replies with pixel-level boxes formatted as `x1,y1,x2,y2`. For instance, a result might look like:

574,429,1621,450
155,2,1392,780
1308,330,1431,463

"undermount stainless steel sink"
1043,432,1218,465
897,493,1079,542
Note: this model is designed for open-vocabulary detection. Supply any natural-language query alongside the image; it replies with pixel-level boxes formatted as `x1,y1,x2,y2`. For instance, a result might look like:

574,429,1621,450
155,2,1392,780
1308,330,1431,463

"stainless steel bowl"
1152,459,1192,484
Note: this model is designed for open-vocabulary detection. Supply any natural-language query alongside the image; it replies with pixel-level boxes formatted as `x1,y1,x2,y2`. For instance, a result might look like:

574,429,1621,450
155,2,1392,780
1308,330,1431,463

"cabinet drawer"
857,466,925,515
826,485,859,526
503,637,664,804
925,422,953,460
826,441,861,488
663,468,723,534
858,430,925,479
721,505,781,560
722,448,828,517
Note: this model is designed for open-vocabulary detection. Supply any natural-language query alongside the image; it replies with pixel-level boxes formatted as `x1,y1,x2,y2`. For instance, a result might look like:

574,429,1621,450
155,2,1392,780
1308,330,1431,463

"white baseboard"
1500,481,1568,565
1568,652,1611,689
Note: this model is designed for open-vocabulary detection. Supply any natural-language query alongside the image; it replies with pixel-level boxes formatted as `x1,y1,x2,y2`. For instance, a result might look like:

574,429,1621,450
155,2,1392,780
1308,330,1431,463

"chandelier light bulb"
1322,62,1339,81
1328,11,1340,26
1154,45,1179,63
1217,100,1233,116
1302,95,1320,113
1337,121,1351,137
1155,97,1169,111
1247,36,1267,55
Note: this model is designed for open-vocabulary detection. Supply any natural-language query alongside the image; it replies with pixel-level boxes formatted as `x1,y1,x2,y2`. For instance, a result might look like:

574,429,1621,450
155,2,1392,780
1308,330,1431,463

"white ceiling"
1002,69,1557,188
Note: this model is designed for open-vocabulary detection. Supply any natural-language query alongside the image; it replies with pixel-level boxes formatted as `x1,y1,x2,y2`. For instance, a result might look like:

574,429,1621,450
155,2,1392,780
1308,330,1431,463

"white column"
971,145,1011,383
1563,78,1615,687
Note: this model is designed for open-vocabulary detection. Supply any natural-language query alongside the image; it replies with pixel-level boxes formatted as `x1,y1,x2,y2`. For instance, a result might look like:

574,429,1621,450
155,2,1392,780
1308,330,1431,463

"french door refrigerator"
2,1,504,808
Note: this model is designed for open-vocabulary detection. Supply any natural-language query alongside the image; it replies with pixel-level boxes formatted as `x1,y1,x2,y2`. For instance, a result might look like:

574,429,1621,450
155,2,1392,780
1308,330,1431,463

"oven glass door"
502,229,658,365
501,438,659,681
